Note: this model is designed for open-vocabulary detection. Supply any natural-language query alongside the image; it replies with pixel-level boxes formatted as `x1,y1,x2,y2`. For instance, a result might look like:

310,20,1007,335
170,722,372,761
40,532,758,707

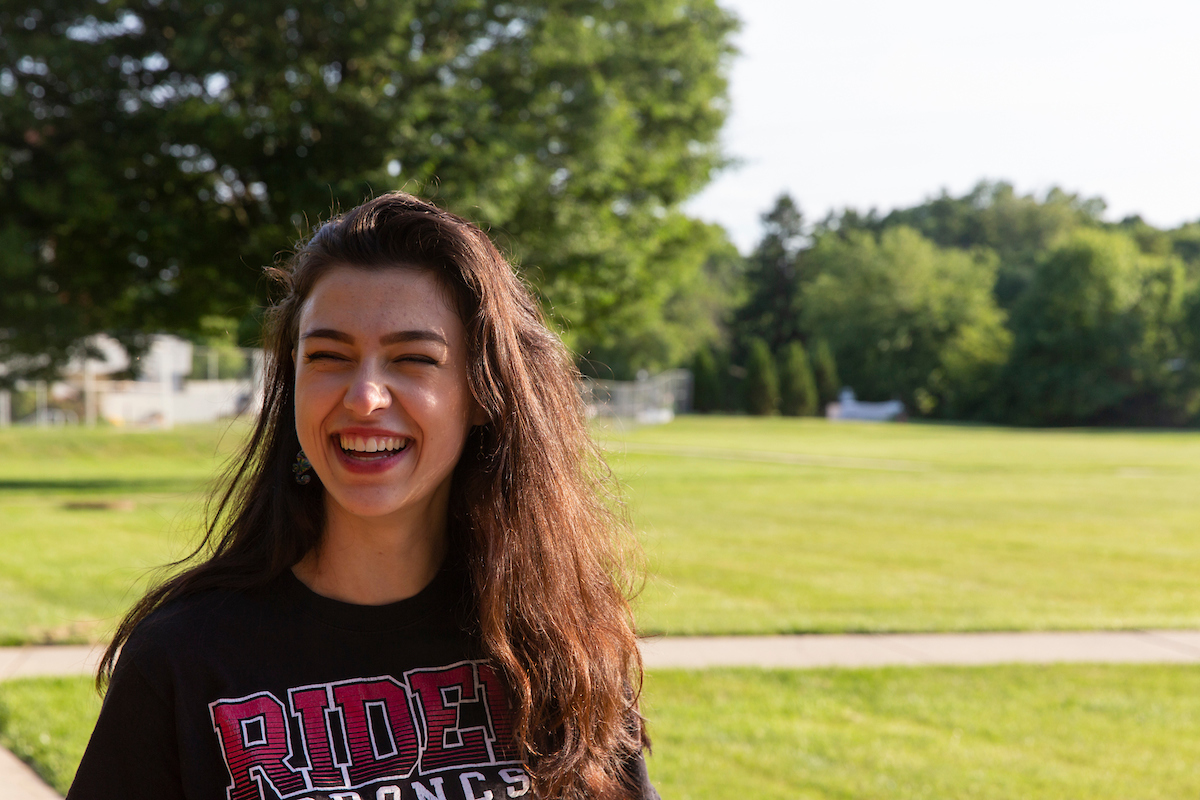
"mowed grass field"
4,416,1200,796
8,663,1200,798
601,416,1200,634
4,416,1200,642
0,423,246,645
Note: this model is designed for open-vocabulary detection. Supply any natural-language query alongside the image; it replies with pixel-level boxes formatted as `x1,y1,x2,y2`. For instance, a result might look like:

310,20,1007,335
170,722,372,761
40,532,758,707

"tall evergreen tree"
690,345,721,413
734,194,806,353
778,340,817,416
810,338,840,407
744,338,779,415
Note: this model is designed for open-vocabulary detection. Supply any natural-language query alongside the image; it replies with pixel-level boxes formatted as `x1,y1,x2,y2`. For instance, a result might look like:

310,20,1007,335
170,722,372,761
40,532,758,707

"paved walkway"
7,631,1200,798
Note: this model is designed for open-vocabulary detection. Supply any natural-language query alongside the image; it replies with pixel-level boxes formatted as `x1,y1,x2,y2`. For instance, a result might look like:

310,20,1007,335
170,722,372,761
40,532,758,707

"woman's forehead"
299,265,464,338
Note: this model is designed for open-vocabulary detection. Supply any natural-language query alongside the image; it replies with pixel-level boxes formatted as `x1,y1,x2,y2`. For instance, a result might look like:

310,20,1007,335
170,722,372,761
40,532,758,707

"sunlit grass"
4,417,1200,641
644,664,1200,799
0,676,101,794
598,416,1200,634
0,422,247,644
7,665,1200,799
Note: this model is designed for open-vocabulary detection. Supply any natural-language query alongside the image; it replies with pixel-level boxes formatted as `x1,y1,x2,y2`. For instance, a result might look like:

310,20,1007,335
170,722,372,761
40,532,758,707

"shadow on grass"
0,477,204,494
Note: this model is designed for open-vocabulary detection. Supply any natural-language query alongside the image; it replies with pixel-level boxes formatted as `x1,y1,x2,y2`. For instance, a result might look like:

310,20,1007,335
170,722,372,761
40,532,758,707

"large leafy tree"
998,229,1200,425
0,0,736,381
802,226,1011,417
820,181,1106,310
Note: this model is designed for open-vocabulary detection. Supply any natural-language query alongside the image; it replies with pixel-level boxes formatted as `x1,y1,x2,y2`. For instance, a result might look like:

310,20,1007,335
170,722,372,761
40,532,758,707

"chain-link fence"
581,369,692,424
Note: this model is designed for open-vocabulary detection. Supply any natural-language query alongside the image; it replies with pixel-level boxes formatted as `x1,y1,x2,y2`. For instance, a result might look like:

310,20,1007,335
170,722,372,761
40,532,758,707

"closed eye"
394,354,439,365
304,351,348,362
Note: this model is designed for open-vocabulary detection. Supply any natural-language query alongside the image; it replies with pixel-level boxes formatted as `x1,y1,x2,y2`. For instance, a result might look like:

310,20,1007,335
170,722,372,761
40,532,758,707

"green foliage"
730,185,1200,426
810,338,840,406
853,181,1105,309
1170,222,1200,271
689,345,720,413
0,0,737,381
999,229,1200,425
734,194,806,352
802,226,1011,417
743,338,778,415
578,220,744,378
777,340,817,416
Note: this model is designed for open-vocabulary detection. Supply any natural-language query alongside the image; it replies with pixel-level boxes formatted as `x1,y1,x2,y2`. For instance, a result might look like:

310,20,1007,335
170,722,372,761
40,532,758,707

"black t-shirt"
68,563,658,800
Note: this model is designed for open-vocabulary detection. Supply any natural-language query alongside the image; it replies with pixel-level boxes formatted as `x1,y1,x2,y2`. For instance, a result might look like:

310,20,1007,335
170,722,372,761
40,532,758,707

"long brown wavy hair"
100,192,647,799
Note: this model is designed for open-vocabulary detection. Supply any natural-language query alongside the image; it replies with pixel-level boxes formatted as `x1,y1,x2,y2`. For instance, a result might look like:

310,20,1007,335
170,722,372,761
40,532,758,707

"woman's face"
293,265,484,528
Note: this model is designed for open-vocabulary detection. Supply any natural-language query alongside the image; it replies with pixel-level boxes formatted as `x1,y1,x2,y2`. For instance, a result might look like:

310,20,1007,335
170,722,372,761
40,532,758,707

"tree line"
699,183,1200,426
7,4,1200,427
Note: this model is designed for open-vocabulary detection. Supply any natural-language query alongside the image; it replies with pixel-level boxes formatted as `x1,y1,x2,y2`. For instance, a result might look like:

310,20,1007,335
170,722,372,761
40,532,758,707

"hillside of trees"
696,182,1200,426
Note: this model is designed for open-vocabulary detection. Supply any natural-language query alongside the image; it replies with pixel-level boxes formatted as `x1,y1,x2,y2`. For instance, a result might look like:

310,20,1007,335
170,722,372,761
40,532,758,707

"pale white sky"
686,0,1200,252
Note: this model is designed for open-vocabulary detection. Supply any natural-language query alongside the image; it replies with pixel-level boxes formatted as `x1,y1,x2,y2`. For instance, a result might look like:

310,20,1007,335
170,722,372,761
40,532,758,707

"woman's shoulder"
120,575,288,666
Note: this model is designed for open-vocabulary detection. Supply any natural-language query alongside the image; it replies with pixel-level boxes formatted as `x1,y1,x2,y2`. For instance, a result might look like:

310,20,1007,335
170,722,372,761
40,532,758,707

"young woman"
68,193,657,800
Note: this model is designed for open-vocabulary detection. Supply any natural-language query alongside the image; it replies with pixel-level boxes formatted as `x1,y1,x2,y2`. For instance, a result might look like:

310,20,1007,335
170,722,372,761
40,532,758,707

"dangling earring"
293,449,313,485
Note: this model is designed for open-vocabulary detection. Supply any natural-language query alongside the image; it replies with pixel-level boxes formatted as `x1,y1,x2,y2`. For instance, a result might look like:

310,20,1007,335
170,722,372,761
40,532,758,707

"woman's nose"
343,367,391,416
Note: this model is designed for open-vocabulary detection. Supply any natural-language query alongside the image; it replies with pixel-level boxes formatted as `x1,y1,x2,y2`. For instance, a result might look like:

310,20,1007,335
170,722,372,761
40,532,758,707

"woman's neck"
291,495,449,606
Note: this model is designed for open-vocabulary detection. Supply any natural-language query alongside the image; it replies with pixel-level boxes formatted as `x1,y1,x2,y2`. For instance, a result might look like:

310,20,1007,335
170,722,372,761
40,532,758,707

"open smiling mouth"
335,434,411,461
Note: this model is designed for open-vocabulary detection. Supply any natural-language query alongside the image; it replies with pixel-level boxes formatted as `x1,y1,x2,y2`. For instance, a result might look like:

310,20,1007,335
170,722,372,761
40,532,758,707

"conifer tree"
779,341,818,416
811,338,841,407
745,338,779,415
691,346,721,413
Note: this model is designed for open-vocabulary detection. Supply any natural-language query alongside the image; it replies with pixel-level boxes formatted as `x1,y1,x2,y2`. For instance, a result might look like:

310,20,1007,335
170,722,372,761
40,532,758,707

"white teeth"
338,434,408,453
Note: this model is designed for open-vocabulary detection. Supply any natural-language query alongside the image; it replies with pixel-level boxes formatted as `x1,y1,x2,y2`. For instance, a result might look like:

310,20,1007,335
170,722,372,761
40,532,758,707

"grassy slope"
7,666,1200,798
600,417,1200,634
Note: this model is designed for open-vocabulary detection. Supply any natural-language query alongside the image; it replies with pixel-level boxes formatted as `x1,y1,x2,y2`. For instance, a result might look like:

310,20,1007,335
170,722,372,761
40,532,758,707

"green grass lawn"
601,416,1200,634
0,422,245,644
0,676,100,795
4,416,1200,641
6,665,1200,798
642,664,1200,799
5,417,1200,797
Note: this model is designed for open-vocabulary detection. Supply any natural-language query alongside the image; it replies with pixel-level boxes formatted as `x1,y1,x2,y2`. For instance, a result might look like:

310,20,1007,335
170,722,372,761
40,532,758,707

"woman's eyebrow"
300,328,353,343
300,328,448,346
380,330,448,347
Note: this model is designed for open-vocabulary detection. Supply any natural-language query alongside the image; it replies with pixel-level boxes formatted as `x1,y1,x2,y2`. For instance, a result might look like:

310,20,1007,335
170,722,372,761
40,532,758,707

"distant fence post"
0,390,9,428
